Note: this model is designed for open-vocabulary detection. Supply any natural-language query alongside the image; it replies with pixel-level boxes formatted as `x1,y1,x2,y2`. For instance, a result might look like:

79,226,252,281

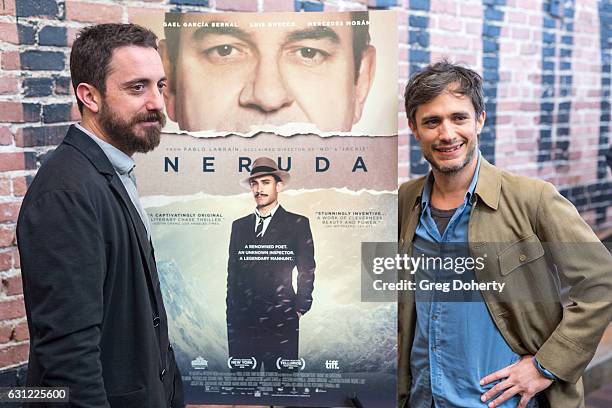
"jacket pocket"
498,234,545,276
108,387,146,408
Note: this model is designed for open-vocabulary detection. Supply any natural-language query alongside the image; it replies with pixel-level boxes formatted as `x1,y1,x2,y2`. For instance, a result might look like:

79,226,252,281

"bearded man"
17,24,184,407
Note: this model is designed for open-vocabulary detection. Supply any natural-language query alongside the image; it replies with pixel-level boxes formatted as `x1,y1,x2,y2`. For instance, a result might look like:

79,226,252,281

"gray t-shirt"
429,205,457,236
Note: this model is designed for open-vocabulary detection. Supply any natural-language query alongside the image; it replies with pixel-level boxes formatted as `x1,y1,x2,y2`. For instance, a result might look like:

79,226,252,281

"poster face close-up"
142,10,398,137
134,10,398,407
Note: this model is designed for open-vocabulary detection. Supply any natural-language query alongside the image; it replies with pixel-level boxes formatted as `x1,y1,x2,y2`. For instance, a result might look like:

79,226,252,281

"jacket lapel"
399,177,426,257
248,213,257,242
107,176,155,272
63,125,161,312
241,214,259,269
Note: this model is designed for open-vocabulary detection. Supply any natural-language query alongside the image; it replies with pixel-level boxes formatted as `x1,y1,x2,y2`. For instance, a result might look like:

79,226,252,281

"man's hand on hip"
480,355,553,408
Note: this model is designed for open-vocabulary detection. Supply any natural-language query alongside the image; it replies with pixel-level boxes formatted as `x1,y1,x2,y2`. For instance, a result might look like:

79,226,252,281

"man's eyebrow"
450,110,472,117
420,111,471,122
122,77,167,87
192,24,252,43
420,114,440,122
284,26,341,44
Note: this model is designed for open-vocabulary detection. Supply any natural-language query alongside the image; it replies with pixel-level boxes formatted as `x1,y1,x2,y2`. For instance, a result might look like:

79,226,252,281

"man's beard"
423,137,477,174
98,100,165,155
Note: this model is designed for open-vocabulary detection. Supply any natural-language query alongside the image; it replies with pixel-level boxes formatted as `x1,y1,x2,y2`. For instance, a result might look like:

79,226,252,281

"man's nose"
145,85,164,112
438,120,455,141
239,58,293,113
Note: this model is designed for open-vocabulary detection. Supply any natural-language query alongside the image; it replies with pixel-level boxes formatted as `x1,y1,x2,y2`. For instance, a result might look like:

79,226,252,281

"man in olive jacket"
398,61,612,408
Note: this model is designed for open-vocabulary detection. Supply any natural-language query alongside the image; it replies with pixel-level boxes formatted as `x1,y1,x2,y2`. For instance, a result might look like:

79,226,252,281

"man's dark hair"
70,23,158,114
349,11,371,80
163,12,370,84
404,60,485,127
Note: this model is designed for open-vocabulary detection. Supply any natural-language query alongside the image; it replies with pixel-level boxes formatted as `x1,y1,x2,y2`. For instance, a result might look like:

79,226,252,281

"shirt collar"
76,123,135,176
420,150,482,209
255,203,280,219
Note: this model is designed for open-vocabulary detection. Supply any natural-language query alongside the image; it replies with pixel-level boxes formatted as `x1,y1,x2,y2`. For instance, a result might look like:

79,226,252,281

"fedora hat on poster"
240,156,291,188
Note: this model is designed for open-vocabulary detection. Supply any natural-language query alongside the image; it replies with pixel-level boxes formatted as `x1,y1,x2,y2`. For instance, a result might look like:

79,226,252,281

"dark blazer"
226,206,316,331
17,125,183,408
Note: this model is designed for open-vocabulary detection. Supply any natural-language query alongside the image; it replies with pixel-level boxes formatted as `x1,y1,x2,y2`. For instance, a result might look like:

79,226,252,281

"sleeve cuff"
532,357,559,381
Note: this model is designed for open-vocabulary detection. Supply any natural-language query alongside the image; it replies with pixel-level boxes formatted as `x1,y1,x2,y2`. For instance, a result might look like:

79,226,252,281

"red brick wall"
0,0,610,373
397,0,610,230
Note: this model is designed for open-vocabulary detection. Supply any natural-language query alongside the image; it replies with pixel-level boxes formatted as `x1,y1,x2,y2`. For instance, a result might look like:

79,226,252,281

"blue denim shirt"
409,152,523,408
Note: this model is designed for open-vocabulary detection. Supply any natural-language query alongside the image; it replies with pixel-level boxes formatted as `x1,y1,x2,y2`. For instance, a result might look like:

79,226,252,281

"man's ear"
159,39,177,122
352,45,376,125
276,181,284,193
408,119,420,141
476,111,486,134
76,83,102,114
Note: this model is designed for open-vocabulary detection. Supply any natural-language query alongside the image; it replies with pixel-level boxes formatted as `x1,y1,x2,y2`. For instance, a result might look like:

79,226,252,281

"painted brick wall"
0,0,610,378
398,0,611,232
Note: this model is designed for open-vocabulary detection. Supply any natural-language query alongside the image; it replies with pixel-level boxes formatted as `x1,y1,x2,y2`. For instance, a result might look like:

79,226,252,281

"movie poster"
133,10,398,407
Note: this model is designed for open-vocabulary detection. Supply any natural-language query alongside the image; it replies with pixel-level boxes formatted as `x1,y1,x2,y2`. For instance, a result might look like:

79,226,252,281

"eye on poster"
133,10,398,407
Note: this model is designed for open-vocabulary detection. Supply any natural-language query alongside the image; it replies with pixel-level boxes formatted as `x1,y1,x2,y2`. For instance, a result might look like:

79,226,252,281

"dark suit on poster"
17,126,183,407
226,206,316,371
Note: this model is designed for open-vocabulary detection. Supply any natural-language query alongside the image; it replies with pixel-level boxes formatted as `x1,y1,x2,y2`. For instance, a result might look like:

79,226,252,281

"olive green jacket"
398,158,612,408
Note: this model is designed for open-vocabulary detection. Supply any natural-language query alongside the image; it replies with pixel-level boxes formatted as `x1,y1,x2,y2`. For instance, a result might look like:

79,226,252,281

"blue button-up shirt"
409,152,522,408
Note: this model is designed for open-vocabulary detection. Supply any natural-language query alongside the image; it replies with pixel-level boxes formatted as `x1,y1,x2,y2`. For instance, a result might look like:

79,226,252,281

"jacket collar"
75,123,134,176
474,157,501,210
62,124,116,177
410,156,501,211
410,178,426,210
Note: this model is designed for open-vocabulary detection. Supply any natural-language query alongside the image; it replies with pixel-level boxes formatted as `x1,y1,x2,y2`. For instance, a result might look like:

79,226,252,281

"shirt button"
432,315,438,320
160,368,166,380
432,347,437,352
153,316,160,327
519,254,527,262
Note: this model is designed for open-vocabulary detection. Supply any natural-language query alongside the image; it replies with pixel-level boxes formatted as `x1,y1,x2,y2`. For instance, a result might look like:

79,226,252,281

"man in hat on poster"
226,157,316,372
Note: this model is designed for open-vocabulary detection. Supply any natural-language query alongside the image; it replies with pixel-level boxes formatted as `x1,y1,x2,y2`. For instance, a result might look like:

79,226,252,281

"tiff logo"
325,360,339,370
